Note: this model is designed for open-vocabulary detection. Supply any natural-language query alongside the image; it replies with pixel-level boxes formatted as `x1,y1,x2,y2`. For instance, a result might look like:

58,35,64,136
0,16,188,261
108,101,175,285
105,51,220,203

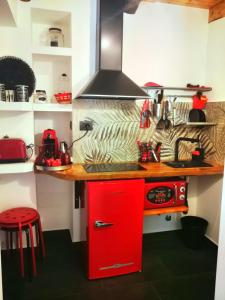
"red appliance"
41,129,59,158
144,177,187,209
35,129,72,167
140,99,151,128
0,136,27,163
85,179,144,279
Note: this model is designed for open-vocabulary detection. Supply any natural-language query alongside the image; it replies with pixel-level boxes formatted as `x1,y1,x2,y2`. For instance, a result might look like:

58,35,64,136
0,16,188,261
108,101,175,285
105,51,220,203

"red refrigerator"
85,179,144,279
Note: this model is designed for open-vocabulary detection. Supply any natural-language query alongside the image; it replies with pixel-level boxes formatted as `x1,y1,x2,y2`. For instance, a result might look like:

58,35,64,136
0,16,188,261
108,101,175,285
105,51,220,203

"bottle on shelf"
58,73,70,93
54,73,72,104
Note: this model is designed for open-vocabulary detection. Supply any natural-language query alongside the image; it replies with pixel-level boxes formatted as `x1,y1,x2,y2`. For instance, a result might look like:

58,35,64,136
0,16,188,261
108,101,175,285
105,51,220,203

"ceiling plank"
209,0,225,22
142,0,221,9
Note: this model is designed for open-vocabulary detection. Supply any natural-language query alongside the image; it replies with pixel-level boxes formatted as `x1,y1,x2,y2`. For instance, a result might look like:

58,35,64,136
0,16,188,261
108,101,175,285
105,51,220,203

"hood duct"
77,0,150,100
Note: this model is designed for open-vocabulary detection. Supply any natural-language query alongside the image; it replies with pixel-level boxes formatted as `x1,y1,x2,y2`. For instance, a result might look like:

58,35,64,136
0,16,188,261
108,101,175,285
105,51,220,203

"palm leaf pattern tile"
73,99,224,164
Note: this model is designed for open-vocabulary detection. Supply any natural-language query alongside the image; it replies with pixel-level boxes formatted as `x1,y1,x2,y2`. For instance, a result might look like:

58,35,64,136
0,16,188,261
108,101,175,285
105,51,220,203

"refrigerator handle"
95,220,114,228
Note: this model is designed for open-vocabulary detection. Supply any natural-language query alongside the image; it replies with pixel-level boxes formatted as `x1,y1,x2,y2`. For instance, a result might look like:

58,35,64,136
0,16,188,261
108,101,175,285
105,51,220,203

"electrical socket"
79,120,93,131
165,215,172,221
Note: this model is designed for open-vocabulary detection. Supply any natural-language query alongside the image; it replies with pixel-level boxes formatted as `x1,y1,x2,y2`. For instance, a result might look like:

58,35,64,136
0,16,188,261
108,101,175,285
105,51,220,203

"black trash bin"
181,216,208,249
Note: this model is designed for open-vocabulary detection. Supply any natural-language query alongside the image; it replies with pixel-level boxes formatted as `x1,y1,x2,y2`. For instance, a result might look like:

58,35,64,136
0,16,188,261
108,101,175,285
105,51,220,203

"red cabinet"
85,179,144,279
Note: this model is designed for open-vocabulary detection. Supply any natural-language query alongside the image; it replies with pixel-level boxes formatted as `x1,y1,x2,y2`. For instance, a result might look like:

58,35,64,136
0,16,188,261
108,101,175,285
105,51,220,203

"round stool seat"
0,207,45,278
0,207,38,226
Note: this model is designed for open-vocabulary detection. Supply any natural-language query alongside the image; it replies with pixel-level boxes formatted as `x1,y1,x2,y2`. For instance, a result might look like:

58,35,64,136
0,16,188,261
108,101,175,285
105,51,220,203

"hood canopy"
77,0,150,100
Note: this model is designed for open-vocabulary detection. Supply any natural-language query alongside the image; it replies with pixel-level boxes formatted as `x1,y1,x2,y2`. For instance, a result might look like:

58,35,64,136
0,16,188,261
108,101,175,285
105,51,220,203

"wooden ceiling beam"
142,0,219,9
142,0,225,22
209,0,225,23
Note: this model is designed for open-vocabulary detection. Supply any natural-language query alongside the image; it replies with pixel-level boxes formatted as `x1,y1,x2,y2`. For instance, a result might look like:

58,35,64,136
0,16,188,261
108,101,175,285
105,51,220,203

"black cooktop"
83,163,146,173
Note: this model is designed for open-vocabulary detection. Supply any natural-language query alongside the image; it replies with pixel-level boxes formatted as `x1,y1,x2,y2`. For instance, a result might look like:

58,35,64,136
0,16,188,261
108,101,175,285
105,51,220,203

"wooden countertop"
37,161,224,181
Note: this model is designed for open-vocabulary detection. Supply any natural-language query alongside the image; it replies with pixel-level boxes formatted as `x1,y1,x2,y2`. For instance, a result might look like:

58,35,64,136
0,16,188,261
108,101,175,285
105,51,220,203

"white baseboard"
205,234,218,246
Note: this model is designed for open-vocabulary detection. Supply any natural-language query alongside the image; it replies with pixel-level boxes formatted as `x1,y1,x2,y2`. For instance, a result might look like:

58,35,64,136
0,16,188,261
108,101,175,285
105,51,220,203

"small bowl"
54,92,72,104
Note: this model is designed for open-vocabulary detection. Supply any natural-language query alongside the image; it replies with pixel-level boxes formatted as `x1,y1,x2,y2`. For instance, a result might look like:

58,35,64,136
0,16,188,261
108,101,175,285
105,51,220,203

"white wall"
206,18,225,101
194,17,225,245
205,18,225,299
215,166,225,300
0,173,36,211
196,176,223,244
0,1,32,64
35,174,73,231
123,2,208,233
7,0,17,24
123,2,208,87
0,0,17,27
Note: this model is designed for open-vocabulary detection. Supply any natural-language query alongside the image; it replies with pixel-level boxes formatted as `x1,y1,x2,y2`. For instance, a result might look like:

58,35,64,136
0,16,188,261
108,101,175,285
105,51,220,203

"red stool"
0,207,46,278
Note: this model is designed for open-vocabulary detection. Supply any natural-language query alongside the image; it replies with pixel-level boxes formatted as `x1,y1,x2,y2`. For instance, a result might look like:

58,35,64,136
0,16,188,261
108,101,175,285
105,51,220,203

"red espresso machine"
35,129,71,167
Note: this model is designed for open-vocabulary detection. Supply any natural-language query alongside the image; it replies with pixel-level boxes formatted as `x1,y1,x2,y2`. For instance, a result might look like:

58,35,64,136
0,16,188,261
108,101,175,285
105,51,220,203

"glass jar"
48,27,64,47
15,85,29,102
35,90,47,103
0,84,6,101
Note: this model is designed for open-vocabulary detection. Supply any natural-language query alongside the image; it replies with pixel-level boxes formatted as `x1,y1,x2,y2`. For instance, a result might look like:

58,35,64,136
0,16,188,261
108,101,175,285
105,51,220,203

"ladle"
156,101,165,130
164,100,172,129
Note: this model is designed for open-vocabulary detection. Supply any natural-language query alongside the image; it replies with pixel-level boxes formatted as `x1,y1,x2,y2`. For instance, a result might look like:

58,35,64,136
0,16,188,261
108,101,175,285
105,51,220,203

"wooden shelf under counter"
144,205,189,216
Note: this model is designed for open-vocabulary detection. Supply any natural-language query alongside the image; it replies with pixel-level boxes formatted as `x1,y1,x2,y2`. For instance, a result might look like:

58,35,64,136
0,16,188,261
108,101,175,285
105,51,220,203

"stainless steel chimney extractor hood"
76,0,150,100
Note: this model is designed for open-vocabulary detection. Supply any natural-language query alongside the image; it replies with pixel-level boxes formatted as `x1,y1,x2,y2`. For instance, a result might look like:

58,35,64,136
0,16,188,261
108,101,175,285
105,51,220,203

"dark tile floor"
2,230,217,300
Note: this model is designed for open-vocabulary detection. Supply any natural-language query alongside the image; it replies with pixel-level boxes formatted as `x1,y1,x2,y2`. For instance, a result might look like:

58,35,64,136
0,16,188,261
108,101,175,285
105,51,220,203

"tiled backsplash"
72,100,225,164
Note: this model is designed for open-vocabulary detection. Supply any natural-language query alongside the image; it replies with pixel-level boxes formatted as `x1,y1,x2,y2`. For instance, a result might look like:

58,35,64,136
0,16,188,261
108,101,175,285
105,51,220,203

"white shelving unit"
31,6,72,103
33,103,72,112
30,4,73,235
0,160,34,175
0,107,35,175
0,102,72,112
31,7,71,48
0,102,33,111
0,6,73,175
32,46,72,57
32,54,72,103
0,0,75,241
0,4,74,292
30,5,73,146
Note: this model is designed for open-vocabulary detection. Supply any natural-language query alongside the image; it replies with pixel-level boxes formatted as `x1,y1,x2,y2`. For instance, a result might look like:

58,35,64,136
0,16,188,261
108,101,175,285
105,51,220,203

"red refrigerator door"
86,179,144,279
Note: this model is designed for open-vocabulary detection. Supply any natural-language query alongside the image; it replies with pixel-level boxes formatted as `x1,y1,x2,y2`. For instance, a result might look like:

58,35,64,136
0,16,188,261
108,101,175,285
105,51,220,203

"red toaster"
0,136,27,163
